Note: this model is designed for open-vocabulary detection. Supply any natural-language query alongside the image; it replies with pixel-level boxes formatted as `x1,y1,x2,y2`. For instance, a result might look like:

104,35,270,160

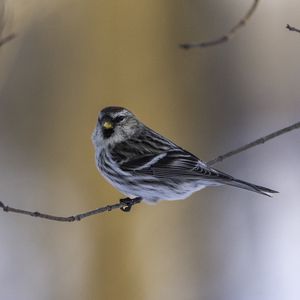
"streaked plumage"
92,106,278,203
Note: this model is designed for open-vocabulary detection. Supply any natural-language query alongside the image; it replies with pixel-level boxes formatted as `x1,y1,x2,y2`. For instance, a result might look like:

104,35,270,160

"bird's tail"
225,178,278,197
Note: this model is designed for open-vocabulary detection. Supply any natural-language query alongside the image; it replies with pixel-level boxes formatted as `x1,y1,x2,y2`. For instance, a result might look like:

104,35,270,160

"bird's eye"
114,116,125,123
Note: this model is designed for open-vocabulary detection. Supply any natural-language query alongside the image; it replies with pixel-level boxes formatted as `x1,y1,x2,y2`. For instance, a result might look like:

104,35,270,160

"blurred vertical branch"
0,2,15,48
0,33,16,47
180,0,260,49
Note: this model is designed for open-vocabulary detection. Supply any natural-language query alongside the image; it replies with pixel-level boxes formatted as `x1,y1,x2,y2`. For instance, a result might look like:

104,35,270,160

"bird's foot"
120,197,134,212
119,197,142,212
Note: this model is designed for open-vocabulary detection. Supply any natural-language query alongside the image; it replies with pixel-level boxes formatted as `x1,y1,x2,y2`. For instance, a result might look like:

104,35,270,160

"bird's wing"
119,148,231,180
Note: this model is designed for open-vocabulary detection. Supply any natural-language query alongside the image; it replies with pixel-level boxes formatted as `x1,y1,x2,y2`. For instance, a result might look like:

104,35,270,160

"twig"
1,119,300,222
286,24,300,34
0,33,16,48
207,121,300,165
0,197,142,222
180,0,260,49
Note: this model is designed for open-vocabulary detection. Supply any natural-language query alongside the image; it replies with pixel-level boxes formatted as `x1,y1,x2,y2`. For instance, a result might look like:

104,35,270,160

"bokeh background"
0,1,300,299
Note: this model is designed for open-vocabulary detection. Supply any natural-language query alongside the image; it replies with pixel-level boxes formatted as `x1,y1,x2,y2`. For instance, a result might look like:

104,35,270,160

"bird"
92,106,278,207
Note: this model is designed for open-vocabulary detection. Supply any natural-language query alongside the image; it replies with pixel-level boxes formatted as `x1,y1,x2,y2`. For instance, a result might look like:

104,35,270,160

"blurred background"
0,0,300,299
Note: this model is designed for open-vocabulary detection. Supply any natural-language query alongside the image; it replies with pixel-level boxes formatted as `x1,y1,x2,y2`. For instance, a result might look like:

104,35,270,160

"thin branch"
0,33,16,47
0,197,142,222
207,120,300,165
286,24,300,34
1,119,300,222
180,0,260,50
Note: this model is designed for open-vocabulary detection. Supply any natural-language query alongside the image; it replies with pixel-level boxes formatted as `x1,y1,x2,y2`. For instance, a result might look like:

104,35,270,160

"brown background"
0,1,300,300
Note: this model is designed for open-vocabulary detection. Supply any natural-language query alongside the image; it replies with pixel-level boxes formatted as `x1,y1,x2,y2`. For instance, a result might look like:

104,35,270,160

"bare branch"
1,119,300,222
0,197,142,222
180,0,260,50
286,24,300,34
207,121,300,165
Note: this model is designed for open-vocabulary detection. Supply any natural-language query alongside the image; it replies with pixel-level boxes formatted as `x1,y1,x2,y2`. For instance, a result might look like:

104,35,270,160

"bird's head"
92,106,142,148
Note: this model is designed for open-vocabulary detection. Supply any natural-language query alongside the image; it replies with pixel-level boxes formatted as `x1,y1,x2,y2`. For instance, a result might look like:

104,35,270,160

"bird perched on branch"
92,106,277,205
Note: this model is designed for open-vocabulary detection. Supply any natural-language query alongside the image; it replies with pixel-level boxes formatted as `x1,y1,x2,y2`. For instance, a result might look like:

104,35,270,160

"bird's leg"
119,197,142,212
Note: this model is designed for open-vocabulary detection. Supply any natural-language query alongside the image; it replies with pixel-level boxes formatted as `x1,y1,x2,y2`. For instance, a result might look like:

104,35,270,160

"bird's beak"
103,121,113,129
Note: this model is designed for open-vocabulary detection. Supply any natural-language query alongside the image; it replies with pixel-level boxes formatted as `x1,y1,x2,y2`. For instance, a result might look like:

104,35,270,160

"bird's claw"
120,198,133,212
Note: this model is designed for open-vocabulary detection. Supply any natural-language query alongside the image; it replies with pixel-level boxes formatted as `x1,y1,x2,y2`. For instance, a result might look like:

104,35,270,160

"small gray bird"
92,106,277,204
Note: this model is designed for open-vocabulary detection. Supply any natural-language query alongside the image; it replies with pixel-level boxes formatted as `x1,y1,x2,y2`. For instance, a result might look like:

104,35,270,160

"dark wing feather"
120,148,231,181
109,129,278,196
110,128,231,181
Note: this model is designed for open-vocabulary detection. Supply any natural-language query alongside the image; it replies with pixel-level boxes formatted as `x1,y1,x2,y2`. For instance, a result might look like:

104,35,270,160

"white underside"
103,173,222,203
96,150,223,203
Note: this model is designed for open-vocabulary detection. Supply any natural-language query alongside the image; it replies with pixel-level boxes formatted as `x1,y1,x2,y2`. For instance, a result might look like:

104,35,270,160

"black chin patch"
103,127,114,139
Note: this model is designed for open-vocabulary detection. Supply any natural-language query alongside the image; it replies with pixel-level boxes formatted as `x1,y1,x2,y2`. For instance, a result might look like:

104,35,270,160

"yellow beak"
103,121,113,129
